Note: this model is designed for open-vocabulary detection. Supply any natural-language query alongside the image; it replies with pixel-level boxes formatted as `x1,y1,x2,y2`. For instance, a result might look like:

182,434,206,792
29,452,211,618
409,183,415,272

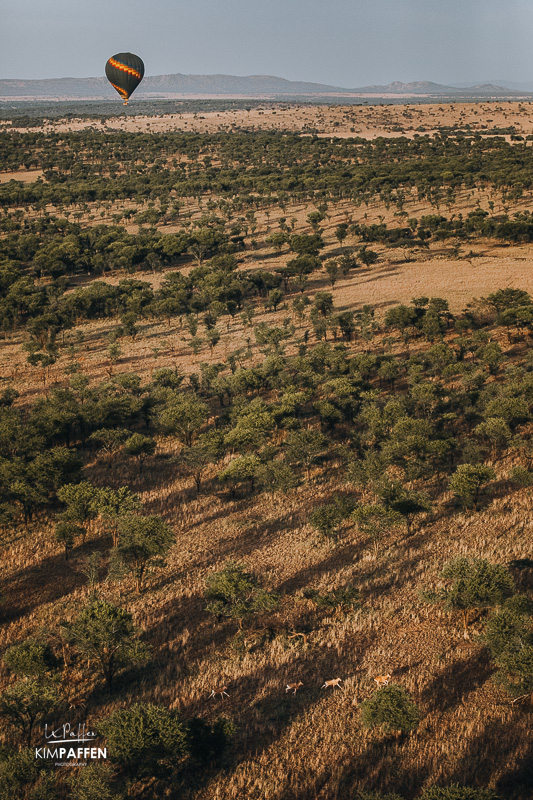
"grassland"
0,101,532,800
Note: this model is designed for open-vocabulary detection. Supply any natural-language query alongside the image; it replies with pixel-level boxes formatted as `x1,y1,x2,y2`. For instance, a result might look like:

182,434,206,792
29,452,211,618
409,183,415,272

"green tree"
69,762,120,800
449,464,496,511
255,460,297,495
0,747,52,800
324,260,339,287
89,428,129,463
427,557,515,631
289,233,324,257
218,454,261,495
95,486,142,547
286,428,327,479
224,399,273,452
55,520,83,559
57,481,100,542
205,561,279,629
483,595,533,698
352,504,405,556
123,433,156,475
313,291,334,317
3,639,59,678
61,598,148,689
181,431,222,494
116,514,174,593
98,703,187,779
0,679,60,747
309,495,356,539
360,684,420,734
267,288,284,312
155,394,208,447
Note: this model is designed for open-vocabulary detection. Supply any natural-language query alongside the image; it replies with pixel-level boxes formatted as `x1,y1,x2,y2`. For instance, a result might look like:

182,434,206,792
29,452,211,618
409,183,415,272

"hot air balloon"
105,52,144,105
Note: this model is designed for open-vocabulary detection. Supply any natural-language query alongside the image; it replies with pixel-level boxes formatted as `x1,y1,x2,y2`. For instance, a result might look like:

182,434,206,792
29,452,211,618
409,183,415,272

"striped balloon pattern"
105,53,145,104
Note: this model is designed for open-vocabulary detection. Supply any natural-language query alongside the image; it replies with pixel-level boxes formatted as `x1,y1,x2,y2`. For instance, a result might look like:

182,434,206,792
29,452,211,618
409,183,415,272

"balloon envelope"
105,53,144,104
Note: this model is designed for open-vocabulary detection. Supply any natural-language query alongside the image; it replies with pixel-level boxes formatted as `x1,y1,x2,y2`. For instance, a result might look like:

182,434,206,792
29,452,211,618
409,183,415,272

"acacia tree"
95,485,142,547
55,520,83,560
483,595,533,699
352,504,405,556
124,433,156,475
57,481,100,542
205,561,279,630
116,514,174,593
449,464,496,511
0,679,60,748
425,557,515,632
286,428,327,479
98,703,188,780
61,598,149,689
154,393,208,448
181,431,223,494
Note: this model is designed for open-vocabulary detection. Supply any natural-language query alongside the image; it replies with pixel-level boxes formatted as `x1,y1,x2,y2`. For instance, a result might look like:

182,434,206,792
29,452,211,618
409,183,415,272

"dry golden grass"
7,101,533,142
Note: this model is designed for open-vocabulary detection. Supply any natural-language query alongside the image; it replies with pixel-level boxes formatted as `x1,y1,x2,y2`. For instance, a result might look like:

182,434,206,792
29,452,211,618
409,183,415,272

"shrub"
3,639,59,678
448,464,496,511
425,558,515,631
205,561,279,629
98,703,188,779
360,684,420,733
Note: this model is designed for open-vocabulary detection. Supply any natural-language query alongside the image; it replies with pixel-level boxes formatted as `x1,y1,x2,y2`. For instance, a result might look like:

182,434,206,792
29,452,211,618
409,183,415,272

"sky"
2,0,533,86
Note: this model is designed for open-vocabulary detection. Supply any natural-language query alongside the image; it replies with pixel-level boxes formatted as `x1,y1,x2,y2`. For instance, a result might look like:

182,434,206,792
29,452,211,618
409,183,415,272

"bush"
439,557,514,630
69,762,122,800
309,495,356,539
508,465,533,487
360,685,420,733
3,639,59,678
98,703,188,779
448,464,495,511
205,561,279,629
483,595,533,697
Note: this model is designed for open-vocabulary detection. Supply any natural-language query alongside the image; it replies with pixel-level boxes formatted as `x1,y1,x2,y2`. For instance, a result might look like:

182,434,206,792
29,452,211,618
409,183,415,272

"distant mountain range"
0,74,530,99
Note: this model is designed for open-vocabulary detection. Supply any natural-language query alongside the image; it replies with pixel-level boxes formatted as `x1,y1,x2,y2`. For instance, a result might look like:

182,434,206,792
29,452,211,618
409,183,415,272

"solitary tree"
116,514,174,593
55,520,84,560
425,557,514,632
309,495,356,540
483,595,533,698
352,504,405,556
61,598,149,689
124,433,156,475
205,561,279,629
449,464,496,511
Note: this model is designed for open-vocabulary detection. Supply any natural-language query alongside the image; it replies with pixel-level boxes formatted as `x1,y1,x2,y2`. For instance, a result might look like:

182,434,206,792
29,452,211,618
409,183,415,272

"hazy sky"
2,0,533,85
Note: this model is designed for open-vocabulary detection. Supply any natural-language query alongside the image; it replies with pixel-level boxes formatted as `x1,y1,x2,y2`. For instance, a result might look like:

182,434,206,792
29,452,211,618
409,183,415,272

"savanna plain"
0,100,532,800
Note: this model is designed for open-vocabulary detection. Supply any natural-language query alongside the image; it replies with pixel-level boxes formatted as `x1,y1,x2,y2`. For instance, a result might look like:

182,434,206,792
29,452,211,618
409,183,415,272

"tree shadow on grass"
0,538,109,624
420,648,494,714
445,714,531,798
